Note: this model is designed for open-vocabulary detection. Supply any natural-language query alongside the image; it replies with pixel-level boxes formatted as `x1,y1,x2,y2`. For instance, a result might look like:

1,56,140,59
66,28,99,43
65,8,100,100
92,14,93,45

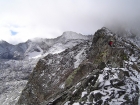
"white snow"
59,83,65,89
72,102,80,105
74,49,85,68
72,89,78,94
28,46,43,59
81,91,87,98
62,31,88,40
28,51,42,58
98,74,104,82
64,101,70,105
104,80,111,86
0,58,37,105
0,80,27,105
130,55,136,62
104,67,110,71
40,71,44,77
44,40,84,57
45,43,66,55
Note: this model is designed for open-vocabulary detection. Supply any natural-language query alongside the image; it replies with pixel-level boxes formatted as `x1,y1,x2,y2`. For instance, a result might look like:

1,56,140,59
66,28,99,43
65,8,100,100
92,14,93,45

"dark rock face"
17,27,140,105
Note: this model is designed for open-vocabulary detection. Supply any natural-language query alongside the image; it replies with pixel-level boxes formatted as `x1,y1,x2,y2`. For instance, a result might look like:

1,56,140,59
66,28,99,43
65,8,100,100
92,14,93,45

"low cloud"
0,0,140,44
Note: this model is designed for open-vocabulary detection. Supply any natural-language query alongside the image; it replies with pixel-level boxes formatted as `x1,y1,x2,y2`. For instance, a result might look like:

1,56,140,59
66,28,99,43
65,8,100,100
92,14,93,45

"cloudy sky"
0,0,140,44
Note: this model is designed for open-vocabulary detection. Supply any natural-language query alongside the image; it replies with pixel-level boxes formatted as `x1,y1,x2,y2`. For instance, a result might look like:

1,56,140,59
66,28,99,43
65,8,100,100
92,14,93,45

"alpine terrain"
0,31,92,105
15,27,140,105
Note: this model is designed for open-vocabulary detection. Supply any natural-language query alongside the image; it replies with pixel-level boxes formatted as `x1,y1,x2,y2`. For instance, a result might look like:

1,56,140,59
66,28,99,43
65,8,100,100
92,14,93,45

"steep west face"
17,27,140,105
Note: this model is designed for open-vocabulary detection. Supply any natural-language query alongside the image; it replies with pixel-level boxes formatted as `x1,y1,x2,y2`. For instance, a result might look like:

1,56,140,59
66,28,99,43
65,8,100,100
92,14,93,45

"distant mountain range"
0,31,92,60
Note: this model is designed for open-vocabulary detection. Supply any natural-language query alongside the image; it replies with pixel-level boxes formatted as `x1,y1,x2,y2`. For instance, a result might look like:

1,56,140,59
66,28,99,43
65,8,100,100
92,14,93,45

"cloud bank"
0,0,140,44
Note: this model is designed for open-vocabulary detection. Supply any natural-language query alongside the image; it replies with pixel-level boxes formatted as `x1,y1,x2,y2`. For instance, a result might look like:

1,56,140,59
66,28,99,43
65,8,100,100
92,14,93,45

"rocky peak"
60,31,91,41
17,27,140,105
0,40,8,44
88,27,123,67
0,40,12,47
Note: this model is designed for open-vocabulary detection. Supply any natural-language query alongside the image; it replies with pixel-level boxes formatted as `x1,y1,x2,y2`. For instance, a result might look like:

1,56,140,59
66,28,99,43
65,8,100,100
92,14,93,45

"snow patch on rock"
74,48,86,68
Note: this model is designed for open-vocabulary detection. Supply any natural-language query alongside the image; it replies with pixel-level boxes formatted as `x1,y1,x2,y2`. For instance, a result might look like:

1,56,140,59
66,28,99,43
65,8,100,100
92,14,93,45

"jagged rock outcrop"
17,27,140,105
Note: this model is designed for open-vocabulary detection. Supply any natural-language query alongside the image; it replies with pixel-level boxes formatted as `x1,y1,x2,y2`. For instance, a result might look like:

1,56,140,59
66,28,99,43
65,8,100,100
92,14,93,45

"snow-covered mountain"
16,27,140,105
0,32,92,105
0,31,92,60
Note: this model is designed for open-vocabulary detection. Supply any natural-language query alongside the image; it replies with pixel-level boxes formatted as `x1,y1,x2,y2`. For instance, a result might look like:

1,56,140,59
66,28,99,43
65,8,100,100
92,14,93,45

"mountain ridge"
16,27,140,105
0,32,92,60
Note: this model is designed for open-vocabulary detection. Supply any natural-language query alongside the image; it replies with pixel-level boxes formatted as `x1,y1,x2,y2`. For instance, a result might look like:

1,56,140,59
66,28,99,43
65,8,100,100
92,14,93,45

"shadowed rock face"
17,27,140,105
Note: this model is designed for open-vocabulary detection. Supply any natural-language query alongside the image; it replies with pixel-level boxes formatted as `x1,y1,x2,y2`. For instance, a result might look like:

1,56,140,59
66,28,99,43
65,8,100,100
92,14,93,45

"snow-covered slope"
0,59,38,105
25,32,92,59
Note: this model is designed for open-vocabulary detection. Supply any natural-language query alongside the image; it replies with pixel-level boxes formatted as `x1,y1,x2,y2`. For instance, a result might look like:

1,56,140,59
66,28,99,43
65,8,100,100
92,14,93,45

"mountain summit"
17,27,140,105
61,31,90,40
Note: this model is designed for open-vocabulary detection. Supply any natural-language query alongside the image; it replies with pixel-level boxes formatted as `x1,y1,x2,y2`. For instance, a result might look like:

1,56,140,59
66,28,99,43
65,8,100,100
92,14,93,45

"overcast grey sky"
0,0,140,44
